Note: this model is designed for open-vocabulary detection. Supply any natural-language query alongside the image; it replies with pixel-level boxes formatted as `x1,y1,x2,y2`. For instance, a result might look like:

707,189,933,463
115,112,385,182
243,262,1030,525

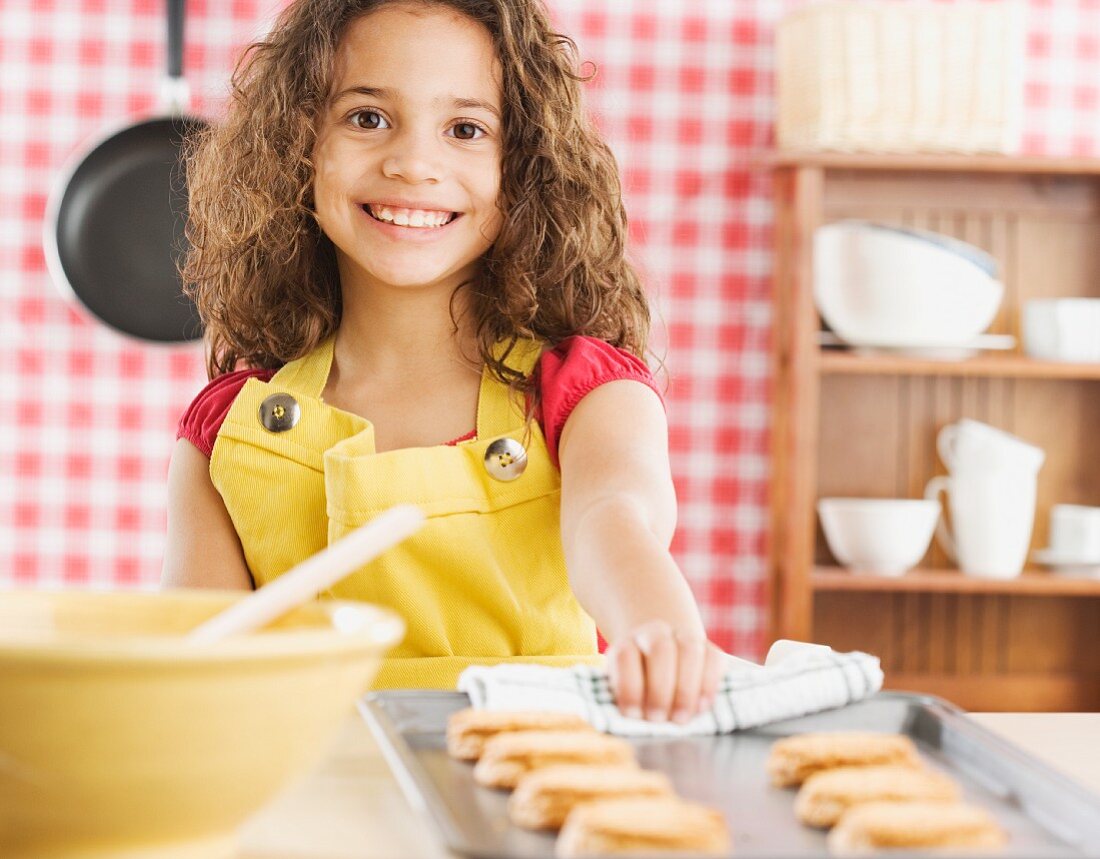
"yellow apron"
209,333,599,688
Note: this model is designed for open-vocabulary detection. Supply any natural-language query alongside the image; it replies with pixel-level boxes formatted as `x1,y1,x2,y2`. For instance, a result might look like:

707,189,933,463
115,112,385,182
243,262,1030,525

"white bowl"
814,221,1003,348
818,498,941,576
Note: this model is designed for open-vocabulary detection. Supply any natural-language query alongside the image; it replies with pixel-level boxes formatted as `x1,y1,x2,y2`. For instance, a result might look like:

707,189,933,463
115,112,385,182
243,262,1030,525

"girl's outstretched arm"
558,380,725,724
161,439,254,590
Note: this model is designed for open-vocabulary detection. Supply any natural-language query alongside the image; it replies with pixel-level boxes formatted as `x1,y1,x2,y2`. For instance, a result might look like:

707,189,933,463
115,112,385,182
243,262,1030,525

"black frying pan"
44,0,206,343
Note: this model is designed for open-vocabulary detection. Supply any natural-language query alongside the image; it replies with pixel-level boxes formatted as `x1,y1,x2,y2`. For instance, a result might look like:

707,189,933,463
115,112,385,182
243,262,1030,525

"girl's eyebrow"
332,85,500,119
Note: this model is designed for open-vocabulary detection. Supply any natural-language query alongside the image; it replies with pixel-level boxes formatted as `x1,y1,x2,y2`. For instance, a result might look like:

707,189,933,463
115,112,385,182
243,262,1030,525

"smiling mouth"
362,204,461,228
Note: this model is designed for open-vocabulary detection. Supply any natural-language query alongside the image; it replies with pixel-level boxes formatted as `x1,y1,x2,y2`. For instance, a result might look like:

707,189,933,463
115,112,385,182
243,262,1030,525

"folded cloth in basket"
456,640,883,737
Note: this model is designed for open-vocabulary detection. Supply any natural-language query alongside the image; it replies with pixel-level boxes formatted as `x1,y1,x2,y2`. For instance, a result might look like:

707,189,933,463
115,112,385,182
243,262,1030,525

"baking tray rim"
358,689,1100,858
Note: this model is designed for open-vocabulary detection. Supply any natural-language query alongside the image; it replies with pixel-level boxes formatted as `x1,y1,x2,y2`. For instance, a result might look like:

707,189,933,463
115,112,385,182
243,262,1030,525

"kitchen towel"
456,640,883,737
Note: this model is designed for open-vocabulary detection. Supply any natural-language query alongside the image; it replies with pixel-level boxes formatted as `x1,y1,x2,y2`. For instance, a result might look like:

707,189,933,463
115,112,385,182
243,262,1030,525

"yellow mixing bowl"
0,588,404,859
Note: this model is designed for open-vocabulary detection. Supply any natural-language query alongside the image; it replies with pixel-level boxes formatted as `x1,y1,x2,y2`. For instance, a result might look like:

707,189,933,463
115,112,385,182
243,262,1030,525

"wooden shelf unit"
769,153,1100,712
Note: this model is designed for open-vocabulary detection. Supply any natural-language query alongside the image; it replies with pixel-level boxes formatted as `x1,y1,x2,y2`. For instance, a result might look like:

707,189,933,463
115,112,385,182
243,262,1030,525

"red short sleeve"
536,336,664,468
176,368,277,458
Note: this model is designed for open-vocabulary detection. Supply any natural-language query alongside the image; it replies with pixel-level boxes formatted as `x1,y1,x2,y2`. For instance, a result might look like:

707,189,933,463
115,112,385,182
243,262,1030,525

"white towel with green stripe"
456,640,883,737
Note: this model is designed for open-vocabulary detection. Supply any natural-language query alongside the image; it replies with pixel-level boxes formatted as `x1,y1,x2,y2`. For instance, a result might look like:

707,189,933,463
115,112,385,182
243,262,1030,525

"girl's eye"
346,110,487,140
350,110,388,130
451,121,487,141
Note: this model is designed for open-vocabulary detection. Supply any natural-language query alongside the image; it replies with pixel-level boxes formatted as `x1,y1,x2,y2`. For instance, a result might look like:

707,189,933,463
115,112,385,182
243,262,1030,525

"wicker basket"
776,1,1025,154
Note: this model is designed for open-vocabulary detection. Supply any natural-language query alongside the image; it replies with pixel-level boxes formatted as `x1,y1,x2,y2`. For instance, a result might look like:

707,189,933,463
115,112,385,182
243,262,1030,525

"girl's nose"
381,135,443,184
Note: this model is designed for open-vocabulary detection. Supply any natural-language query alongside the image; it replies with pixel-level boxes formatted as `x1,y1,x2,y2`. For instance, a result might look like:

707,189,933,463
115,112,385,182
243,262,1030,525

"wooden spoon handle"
186,505,425,644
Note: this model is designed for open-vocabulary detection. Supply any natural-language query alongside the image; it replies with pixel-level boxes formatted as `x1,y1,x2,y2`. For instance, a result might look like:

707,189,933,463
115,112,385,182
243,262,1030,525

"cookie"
508,764,673,831
827,800,1007,854
555,796,732,857
766,732,921,787
473,730,636,790
445,708,593,761
795,765,960,828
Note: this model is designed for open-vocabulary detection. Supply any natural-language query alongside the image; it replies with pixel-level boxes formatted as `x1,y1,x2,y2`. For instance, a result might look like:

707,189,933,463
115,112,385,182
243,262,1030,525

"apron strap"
269,333,335,397
477,338,544,439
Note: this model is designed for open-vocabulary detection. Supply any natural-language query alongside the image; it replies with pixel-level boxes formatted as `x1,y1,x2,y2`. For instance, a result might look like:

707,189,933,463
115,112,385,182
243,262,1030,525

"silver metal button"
259,393,300,433
483,437,527,481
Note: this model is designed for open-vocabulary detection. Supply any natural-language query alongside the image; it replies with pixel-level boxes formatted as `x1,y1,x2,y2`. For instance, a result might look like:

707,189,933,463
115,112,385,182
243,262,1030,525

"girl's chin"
342,263,467,292
335,249,482,292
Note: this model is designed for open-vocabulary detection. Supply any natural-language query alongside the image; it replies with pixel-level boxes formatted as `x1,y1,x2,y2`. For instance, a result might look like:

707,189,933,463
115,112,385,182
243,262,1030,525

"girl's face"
312,3,504,299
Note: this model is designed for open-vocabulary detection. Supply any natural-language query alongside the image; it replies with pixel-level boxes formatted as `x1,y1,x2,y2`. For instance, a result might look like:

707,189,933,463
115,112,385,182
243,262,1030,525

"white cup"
924,470,1038,578
1048,504,1100,562
936,419,1044,475
1023,299,1100,363
926,420,1045,579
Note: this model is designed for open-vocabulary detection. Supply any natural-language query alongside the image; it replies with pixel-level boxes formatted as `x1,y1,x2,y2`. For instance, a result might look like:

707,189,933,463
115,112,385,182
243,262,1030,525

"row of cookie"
447,708,733,857
767,731,1007,854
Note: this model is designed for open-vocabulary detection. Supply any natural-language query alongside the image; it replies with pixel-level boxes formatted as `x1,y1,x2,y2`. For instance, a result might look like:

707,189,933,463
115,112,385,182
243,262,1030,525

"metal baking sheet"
359,690,1100,857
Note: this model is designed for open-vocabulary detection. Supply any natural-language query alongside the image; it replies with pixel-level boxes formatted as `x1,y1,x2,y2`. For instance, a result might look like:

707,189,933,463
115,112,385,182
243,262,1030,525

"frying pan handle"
167,0,184,80
160,0,191,114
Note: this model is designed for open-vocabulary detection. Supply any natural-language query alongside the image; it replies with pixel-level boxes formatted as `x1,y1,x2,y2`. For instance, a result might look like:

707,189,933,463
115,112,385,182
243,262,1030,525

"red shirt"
177,335,662,468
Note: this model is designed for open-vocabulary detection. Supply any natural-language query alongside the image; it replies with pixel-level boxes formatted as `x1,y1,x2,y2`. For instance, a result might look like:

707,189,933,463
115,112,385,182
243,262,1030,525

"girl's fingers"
633,622,677,722
698,642,726,714
607,638,645,719
613,625,726,723
669,630,707,723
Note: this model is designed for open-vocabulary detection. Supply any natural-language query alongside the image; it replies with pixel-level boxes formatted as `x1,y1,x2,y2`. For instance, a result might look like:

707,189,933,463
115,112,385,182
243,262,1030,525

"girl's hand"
605,619,726,724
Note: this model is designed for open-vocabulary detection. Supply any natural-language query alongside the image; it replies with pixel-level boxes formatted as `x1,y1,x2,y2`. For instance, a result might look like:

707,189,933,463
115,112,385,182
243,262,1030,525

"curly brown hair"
182,0,651,398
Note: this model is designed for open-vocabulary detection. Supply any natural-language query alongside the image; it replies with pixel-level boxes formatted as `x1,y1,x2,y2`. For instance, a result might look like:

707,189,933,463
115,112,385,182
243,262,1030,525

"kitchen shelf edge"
818,351,1100,379
812,566,1100,595
761,151,1100,175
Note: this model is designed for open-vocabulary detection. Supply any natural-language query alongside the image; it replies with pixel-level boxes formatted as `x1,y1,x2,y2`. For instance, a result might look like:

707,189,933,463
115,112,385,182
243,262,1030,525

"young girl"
162,0,725,724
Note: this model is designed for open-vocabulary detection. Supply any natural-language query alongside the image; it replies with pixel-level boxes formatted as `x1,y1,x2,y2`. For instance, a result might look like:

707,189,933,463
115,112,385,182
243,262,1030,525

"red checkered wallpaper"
2,0,1097,659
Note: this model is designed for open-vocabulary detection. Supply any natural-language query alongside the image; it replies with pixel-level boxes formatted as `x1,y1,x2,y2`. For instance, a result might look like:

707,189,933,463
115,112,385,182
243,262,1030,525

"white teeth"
367,205,454,228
